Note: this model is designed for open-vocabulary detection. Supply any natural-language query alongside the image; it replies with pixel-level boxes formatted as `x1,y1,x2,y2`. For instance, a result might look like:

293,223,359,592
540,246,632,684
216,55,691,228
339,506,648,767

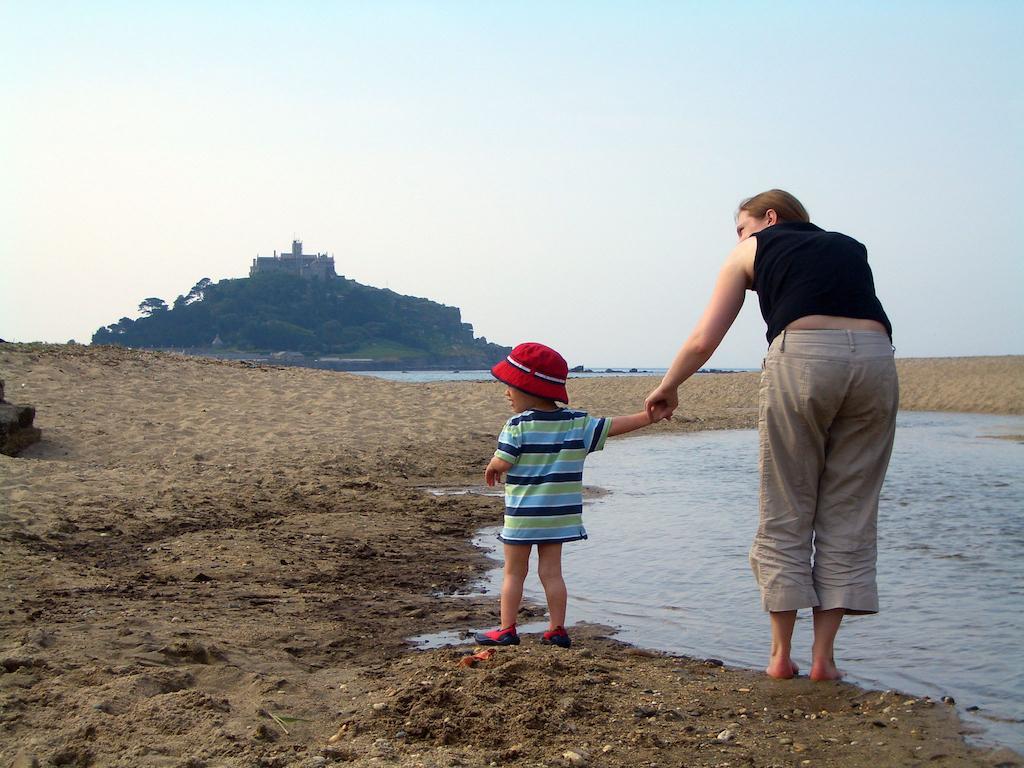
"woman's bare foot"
809,658,844,681
765,656,800,679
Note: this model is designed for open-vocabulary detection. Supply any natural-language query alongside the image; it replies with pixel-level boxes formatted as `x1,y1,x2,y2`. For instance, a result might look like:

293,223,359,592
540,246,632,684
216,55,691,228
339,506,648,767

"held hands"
485,456,514,486
644,384,679,423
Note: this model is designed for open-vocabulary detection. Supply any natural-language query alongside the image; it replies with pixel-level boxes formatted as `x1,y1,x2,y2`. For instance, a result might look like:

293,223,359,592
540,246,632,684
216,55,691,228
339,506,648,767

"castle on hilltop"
250,240,336,280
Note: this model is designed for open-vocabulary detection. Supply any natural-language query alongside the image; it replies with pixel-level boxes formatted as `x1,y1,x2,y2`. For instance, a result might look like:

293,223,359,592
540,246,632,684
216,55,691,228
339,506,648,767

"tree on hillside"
138,298,168,316
186,278,212,304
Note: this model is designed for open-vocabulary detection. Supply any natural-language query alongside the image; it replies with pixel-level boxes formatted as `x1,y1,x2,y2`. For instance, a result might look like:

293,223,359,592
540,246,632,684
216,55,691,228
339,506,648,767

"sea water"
420,412,1024,751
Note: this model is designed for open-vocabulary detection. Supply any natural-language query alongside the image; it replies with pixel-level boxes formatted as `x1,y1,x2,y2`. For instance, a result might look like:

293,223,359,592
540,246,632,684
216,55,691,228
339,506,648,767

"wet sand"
1,344,1021,767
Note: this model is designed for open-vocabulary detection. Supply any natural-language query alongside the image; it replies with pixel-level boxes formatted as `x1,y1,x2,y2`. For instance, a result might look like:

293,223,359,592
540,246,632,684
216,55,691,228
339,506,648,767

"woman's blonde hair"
738,189,810,223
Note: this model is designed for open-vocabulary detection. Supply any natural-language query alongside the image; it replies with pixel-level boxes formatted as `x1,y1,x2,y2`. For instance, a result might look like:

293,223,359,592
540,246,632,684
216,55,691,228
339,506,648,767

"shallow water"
420,412,1024,750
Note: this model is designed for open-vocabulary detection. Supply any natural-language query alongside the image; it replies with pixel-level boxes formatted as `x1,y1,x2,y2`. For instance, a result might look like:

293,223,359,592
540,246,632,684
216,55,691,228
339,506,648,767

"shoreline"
450,462,1024,757
1,344,1021,766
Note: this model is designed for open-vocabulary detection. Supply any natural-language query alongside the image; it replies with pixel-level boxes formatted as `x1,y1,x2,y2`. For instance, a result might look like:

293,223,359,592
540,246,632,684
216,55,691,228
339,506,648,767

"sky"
3,1,1022,369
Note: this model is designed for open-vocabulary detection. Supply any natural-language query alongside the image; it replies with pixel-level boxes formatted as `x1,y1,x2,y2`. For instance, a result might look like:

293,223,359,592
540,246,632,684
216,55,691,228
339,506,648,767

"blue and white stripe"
494,408,610,545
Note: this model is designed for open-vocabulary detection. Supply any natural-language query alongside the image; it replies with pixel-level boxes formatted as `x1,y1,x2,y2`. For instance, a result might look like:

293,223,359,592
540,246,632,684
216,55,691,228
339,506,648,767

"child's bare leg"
810,608,845,681
536,543,567,628
766,610,800,678
500,544,532,628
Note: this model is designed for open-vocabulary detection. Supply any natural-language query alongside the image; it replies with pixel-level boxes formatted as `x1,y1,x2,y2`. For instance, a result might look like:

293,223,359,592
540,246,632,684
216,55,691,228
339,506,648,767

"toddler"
474,342,651,648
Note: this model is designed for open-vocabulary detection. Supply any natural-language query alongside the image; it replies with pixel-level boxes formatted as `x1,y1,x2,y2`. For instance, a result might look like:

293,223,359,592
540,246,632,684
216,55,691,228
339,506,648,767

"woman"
645,190,899,681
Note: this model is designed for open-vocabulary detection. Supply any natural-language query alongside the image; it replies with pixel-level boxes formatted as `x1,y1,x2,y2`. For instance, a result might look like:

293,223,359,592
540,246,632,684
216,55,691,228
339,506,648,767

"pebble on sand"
562,748,589,765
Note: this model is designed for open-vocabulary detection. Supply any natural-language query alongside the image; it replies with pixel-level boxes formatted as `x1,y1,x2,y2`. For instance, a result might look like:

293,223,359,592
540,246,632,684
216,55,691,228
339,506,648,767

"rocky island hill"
91,240,511,370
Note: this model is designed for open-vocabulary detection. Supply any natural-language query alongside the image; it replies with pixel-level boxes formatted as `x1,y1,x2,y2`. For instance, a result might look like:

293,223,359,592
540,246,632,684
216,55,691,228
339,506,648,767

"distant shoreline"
138,346,507,372
4,340,1021,374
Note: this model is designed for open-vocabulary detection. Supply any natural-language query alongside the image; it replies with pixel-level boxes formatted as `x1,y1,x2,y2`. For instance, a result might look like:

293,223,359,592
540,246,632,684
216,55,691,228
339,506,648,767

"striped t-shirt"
494,408,611,544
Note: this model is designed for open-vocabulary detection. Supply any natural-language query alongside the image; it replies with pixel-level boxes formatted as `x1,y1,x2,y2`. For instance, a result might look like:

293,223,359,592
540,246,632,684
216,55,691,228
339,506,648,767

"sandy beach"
1,343,1021,768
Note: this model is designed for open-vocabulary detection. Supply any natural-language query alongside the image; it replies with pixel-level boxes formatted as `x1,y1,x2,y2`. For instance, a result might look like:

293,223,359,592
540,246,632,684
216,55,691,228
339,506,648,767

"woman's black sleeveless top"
751,222,892,344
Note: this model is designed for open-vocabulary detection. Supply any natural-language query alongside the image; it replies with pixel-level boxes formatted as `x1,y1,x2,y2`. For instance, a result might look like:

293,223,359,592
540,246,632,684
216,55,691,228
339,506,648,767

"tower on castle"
250,239,336,279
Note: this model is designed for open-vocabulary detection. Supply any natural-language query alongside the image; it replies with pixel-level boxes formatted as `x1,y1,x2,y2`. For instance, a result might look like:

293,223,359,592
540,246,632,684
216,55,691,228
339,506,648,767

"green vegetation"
91,273,510,367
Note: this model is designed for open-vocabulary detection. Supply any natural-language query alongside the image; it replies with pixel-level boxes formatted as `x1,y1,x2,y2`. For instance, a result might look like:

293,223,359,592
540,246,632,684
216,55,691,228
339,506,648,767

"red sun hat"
491,342,570,404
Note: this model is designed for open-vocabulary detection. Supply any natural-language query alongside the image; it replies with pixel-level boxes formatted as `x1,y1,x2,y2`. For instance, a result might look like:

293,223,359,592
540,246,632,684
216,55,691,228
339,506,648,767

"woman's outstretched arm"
645,238,755,421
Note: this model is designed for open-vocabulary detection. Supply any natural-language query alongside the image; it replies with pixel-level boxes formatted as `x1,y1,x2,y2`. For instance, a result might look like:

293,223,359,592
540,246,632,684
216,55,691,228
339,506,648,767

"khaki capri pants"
749,330,899,614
